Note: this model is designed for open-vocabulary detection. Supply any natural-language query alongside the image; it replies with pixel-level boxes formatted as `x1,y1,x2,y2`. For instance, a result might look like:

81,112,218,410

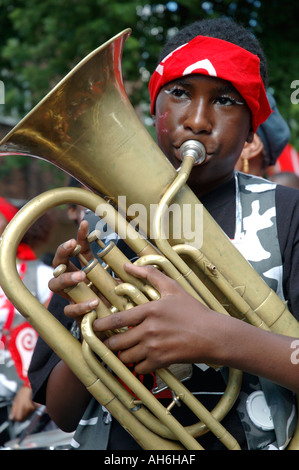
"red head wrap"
0,197,18,223
149,35,272,132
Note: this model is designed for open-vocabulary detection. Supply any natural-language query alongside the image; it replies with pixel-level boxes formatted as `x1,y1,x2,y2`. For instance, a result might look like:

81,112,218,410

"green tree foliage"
258,0,299,149
0,0,298,173
0,0,143,117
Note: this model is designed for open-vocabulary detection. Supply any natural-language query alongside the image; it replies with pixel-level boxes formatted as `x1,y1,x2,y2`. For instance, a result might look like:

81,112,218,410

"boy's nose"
183,101,212,135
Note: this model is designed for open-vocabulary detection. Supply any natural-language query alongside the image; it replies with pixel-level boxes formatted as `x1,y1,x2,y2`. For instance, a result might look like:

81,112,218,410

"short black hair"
158,18,268,86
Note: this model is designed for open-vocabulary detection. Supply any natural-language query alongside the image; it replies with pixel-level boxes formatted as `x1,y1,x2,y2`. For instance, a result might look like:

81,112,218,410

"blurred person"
66,177,125,256
0,197,53,445
268,171,299,189
66,177,86,226
274,143,299,176
235,92,290,177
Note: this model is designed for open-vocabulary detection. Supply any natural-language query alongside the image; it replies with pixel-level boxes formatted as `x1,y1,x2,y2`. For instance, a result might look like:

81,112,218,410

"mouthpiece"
179,140,206,165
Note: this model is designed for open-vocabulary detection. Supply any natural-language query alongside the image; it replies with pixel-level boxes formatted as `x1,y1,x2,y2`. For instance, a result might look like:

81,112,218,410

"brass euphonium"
0,29,299,450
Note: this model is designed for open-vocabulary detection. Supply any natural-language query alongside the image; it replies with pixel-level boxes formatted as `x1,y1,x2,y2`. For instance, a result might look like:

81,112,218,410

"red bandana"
149,35,272,132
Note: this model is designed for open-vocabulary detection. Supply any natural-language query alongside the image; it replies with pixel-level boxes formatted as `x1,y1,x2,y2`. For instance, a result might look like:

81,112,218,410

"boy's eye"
165,87,189,99
215,95,244,106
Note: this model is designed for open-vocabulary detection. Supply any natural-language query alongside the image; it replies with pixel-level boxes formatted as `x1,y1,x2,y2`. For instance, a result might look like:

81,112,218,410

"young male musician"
29,18,299,450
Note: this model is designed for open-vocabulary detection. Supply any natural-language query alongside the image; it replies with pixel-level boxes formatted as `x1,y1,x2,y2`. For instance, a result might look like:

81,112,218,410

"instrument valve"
53,263,67,277
166,391,182,413
207,264,217,276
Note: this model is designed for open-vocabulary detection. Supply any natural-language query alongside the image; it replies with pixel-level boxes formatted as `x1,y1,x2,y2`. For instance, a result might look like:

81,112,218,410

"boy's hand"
49,220,100,323
93,263,222,374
